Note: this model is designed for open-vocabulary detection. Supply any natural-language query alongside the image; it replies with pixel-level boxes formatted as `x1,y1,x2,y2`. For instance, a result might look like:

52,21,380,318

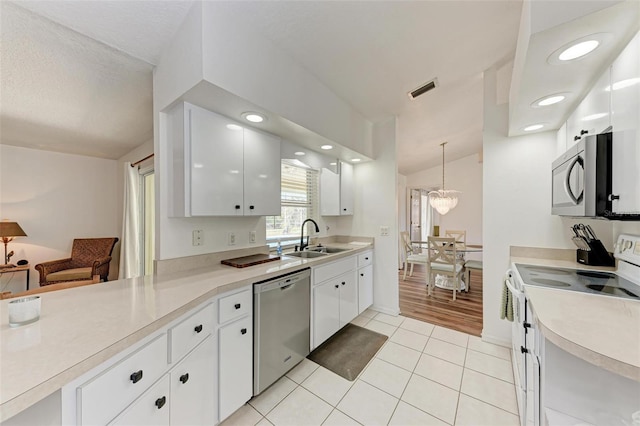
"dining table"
410,241,483,290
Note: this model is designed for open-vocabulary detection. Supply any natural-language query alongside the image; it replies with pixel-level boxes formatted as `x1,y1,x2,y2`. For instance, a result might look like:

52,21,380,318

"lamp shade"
0,222,27,238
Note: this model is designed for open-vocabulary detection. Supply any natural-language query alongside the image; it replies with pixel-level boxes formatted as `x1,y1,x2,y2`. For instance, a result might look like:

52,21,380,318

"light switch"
249,231,256,244
228,232,236,246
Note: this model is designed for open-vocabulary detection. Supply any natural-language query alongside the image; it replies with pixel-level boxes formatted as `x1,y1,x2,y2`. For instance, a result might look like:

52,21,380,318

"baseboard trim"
372,305,400,316
480,331,511,348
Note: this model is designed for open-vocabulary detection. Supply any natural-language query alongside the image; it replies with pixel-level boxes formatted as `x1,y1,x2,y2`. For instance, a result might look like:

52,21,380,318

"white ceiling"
2,1,635,175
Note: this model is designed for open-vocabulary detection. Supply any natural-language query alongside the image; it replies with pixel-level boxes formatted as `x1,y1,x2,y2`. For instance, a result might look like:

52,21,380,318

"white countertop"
0,243,372,422
511,257,640,382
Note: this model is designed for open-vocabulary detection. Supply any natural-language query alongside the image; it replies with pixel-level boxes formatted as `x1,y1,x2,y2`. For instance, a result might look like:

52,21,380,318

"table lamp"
0,221,27,267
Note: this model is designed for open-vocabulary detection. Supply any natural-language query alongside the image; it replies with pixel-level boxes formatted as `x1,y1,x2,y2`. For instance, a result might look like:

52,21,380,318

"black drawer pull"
341,281,346,286
241,328,247,335
130,370,143,384
155,396,166,409
194,324,203,333
360,273,364,277
249,205,255,210
365,257,369,260
235,205,241,209
343,208,347,211
234,303,241,309
334,284,339,289
180,373,190,384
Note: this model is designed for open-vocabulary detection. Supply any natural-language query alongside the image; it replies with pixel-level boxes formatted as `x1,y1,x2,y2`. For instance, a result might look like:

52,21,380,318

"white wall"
0,145,119,289
334,118,399,315
405,153,483,247
153,1,376,261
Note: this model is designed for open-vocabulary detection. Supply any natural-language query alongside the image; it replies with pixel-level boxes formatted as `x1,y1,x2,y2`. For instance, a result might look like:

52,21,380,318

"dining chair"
426,236,464,300
400,231,427,281
445,230,466,249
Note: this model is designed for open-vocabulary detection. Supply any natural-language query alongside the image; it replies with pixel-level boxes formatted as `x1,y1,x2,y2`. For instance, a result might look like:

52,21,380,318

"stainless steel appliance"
551,131,640,219
253,268,311,395
507,233,640,426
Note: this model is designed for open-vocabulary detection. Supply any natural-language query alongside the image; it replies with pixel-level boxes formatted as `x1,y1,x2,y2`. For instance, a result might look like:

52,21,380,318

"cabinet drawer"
78,334,168,426
314,256,357,284
219,289,251,324
109,374,170,426
358,251,373,268
169,304,215,363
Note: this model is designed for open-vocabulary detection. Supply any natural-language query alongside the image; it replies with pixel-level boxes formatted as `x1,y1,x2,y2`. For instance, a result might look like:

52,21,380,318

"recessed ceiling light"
548,33,610,65
241,112,266,123
193,163,204,169
226,124,242,131
559,40,599,61
229,170,240,174
606,78,640,91
321,145,333,150
524,124,544,132
329,162,337,166
294,151,306,156
582,112,607,121
351,158,361,162
532,94,566,107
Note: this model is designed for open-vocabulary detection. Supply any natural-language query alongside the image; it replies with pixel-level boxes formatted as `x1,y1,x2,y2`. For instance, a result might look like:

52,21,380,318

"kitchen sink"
325,247,350,253
284,251,328,259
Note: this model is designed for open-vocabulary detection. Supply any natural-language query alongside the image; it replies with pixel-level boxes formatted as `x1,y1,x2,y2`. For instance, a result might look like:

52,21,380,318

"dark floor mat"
308,323,388,381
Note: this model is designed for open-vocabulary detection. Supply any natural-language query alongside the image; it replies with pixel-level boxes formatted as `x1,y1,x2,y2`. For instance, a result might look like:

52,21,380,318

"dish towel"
500,278,514,322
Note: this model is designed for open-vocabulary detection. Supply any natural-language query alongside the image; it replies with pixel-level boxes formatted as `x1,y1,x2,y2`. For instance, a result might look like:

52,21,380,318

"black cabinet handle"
235,205,241,209
155,396,166,409
343,208,347,211
249,205,255,210
360,273,364,277
365,257,369,260
180,373,190,384
194,324,203,333
580,129,589,135
574,135,581,141
334,284,339,289
341,281,346,286
130,370,143,384
234,303,241,309
523,322,531,329
241,328,247,335
520,346,529,354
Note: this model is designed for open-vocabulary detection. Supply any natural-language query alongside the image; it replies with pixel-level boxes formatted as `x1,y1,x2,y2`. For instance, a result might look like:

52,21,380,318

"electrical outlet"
228,232,236,246
380,226,390,237
192,230,204,246
249,231,256,244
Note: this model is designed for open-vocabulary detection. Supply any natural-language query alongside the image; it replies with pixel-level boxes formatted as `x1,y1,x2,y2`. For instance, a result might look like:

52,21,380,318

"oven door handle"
505,271,522,297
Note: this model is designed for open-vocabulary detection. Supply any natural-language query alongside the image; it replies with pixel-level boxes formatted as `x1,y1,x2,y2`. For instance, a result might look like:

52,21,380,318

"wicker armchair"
35,238,119,286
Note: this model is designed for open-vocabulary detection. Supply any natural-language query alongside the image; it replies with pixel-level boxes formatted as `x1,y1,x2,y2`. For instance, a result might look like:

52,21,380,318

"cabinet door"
358,264,373,314
320,168,340,216
338,271,358,327
188,105,244,216
339,161,354,215
170,335,217,426
243,128,281,216
313,279,340,348
110,375,170,426
219,316,253,421
611,33,639,136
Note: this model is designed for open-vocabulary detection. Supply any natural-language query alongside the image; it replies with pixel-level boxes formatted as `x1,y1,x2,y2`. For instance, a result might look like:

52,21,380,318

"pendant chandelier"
429,142,461,215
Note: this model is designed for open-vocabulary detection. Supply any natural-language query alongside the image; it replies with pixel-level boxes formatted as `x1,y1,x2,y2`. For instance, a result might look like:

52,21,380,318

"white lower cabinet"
218,314,253,422
358,264,373,314
313,266,358,348
110,375,170,426
169,335,217,425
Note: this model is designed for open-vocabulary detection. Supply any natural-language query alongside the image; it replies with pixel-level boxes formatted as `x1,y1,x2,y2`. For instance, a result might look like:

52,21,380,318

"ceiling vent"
408,78,438,99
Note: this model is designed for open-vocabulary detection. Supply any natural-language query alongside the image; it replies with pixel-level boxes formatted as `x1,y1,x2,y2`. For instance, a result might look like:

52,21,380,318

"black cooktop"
514,264,640,300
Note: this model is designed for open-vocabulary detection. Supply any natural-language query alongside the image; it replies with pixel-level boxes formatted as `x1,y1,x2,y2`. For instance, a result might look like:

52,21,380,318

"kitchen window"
266,161,319,248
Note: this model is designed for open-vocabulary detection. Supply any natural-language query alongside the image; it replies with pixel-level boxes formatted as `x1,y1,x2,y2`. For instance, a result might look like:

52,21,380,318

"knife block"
576,238,615,267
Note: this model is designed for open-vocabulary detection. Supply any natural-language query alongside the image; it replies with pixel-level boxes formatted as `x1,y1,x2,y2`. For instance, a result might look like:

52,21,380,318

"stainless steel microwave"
551,131,640,220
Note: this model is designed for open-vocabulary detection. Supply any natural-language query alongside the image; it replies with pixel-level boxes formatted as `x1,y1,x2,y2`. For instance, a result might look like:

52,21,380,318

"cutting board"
221,253,281,268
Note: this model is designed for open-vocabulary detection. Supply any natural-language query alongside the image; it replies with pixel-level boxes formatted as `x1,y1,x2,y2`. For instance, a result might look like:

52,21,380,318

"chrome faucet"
298,219,320,252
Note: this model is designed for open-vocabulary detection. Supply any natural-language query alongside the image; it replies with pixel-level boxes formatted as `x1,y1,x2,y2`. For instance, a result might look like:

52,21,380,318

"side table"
0,264,30,291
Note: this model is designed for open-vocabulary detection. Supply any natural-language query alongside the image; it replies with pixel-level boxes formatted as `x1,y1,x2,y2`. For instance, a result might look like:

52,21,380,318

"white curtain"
119,162,141,279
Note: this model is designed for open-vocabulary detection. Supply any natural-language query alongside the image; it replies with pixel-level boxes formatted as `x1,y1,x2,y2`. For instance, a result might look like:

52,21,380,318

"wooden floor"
399,264,483,336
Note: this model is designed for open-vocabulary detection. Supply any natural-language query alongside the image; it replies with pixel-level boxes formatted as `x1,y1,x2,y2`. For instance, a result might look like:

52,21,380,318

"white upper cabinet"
566,67,611,148
611,32,640,140
320,161,354,216
243,128,282,216
168,102,281,217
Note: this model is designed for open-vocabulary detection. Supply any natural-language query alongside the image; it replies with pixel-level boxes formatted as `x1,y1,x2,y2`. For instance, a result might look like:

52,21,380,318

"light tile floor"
221,310,519,426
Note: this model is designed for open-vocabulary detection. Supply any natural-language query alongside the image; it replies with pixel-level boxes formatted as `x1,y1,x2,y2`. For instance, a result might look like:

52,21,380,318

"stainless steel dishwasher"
253,268,311,395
